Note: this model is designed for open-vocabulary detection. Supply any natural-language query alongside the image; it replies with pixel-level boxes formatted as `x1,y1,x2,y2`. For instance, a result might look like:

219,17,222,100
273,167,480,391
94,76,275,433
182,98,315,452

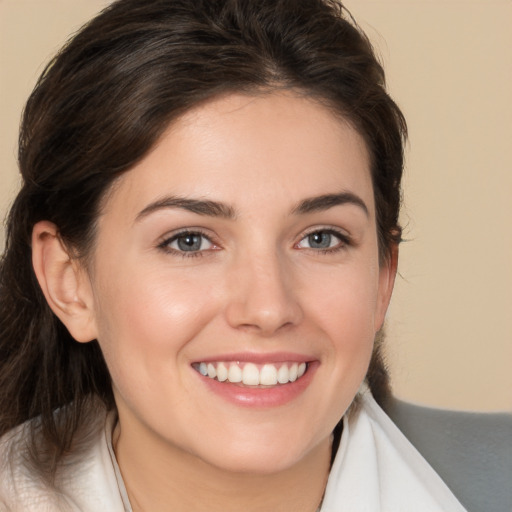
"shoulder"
0,405,118,511
0,420,61,511
387,398,512,512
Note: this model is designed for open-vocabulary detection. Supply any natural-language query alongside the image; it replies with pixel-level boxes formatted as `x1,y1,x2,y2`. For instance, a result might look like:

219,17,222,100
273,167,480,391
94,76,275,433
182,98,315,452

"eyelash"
295,228,351,254
157,227,351,259
157,229,218,259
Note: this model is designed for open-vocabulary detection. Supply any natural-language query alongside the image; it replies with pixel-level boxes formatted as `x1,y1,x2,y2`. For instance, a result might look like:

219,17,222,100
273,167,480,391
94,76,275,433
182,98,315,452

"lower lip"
195,362,318,408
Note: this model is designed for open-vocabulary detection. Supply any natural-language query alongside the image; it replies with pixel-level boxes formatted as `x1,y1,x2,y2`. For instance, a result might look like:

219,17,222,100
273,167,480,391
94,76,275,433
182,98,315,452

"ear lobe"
32,221,97,343
375,243,399,332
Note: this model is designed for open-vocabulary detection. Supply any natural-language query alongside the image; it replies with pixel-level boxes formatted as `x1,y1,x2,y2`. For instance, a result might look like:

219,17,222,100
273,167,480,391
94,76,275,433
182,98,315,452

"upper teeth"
195,361,307,386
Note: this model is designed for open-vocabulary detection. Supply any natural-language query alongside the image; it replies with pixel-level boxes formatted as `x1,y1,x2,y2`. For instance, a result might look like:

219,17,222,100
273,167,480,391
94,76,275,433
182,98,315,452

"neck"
113,419,332,512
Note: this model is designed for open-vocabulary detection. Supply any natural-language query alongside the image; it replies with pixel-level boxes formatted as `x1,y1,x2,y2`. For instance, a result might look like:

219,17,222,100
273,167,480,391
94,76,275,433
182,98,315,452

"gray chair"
387,398,512,512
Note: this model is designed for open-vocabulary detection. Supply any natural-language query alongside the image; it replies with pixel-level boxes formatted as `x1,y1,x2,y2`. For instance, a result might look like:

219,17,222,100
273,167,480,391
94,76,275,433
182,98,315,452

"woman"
0,0,467,510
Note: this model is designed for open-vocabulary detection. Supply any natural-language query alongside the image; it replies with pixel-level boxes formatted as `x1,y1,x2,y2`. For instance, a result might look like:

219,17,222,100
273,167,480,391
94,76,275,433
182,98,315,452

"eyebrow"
135,191,369,222
136,196,236,221
292,192,369,217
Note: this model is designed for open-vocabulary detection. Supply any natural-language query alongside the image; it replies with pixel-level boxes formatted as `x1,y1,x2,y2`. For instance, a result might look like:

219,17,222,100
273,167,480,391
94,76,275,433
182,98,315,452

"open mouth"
192,361,308,387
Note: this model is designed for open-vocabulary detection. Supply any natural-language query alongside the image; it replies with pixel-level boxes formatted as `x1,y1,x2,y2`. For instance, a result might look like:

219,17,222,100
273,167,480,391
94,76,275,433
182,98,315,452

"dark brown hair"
0,0,406,472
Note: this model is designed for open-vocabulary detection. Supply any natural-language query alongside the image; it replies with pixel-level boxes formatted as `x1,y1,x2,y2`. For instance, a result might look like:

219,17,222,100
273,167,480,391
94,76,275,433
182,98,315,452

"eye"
296,229,348,251
160,231,214,254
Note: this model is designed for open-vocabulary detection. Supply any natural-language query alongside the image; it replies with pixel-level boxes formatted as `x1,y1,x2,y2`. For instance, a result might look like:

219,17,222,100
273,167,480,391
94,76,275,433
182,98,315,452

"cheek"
302,263,379,383
92,263,220,372
295,268,378,430
304,262,380,335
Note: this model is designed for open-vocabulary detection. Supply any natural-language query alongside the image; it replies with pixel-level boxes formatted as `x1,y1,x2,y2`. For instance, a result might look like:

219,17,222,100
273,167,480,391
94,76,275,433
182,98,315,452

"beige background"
1,1,510,411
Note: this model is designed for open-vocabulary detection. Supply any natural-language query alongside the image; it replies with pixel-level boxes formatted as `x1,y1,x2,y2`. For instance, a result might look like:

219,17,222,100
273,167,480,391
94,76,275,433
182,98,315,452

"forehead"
100,91,374,221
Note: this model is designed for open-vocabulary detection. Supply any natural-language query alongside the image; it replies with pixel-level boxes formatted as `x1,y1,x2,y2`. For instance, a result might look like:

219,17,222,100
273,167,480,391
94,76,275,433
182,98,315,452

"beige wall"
1,0,510,411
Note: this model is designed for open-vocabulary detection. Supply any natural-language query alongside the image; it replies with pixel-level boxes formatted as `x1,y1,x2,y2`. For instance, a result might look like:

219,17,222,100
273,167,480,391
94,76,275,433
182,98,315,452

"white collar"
321,390,467,511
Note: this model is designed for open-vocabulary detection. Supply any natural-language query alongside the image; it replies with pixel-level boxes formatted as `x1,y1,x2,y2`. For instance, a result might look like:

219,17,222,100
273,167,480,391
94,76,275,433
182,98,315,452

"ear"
32,221,97,343
375,243,399,332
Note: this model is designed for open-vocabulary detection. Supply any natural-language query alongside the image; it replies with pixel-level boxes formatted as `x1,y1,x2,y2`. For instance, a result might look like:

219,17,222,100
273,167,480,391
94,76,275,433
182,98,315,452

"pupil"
309,232,331,249
178,234,201,251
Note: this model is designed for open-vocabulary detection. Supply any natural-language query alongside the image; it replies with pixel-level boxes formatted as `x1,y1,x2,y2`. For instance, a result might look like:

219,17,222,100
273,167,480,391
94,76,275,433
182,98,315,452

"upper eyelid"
160,227,214,239
298,226,351,241
158,228,218,248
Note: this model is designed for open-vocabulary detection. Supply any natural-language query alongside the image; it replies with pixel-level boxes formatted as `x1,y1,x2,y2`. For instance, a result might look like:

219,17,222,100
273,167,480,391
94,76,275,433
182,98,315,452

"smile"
193,361,308,386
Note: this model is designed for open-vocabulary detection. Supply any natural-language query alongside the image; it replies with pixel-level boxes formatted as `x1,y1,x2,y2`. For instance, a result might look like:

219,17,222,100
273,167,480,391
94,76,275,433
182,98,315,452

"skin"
32,91,397,512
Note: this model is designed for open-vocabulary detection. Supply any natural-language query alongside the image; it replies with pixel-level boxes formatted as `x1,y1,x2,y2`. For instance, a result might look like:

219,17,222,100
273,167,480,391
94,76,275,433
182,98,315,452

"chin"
188,429,328,476
204,450,305,476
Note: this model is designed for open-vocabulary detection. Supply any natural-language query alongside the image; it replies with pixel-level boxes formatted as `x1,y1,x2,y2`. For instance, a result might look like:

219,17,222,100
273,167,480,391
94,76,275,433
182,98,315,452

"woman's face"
84,92,395,474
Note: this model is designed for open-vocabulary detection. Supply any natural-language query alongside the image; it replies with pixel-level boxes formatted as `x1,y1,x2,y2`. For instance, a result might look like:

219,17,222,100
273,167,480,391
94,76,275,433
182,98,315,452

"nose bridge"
225,244,302,335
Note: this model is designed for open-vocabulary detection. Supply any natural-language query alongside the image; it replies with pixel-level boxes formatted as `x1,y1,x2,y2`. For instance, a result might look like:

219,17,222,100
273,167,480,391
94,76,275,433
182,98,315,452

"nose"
224,250,303,336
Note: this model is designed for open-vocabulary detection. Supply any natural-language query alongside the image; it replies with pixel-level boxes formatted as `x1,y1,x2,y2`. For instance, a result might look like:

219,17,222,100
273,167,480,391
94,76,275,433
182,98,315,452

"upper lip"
191,352,314,364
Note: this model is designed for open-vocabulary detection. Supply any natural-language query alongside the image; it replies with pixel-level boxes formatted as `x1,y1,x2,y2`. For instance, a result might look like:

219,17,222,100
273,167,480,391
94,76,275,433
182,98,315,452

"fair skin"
32,91,397,512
